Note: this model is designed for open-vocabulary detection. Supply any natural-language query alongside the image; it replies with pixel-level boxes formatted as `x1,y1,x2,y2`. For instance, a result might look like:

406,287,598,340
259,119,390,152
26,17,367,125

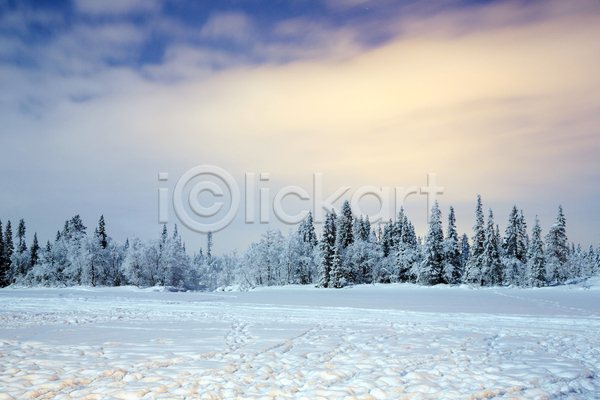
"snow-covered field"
2,280,600,399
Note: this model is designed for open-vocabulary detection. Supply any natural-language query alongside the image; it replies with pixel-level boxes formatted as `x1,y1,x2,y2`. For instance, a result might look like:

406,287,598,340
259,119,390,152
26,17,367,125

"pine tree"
545,205,569,283
2,221,14,286
17,219,26,254
443,206,462,284
381,220,393,257
30,233,40,268
528,216,546,287
396,216,418,282
337,200,354,250
503,206,519,258
502,206,524,285
421,201,444,285
10,219,31,282
516,210,528,263
207,231,213,261
317,211,337,288
353,216,363,241
391,208,405,251
464,195,485,284
481,209,503,286
297,211,318,284
329,240,344,288
95,215,108,249
460,234,470,271
361,216,371,241
0,220,5,287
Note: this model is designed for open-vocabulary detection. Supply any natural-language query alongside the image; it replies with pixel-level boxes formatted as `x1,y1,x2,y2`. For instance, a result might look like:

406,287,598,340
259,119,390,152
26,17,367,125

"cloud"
1,0,600,249
74,0,162,16
200,12,256,44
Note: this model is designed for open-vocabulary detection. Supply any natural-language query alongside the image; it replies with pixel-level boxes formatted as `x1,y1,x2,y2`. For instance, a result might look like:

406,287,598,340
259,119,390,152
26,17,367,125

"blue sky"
1,0,600,254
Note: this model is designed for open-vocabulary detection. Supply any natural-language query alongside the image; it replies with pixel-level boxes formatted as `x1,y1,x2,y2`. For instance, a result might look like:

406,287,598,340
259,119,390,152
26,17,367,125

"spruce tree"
17,219,26,254
464,195,485,284
460,234,470,271
443,206,462,284
528,216,546,287
317,211,337,288
30,233,40,268
396,216,418,282
481,209,503,286
336,200,354,250
353,216,363,241
95,215,108,249
329,241,344,288
500,208,529,285
361,216,371,241
545,205,569,283
297,211,318,284
207,231,213,261
503,206,519,259
421,201,444,285
516,210,528,263
381,220,393,257
0,220,5,287
2,221,13,286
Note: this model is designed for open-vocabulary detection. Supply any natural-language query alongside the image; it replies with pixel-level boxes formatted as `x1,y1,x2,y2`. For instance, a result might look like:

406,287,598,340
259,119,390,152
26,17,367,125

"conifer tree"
207,231,213,261
0,220,5,287
353,216,363,241
528,216,546,287
297,211,318,284
95,215,108,249
361,216,371,241
421,201,445,285
317,211,337,288
460,233,470,271
464,195,485,284
396,216,418,282
30,233,40,269
516,210,528,263
329,241,344,288
443,206,462,284
545,205,569,283
337,200,354,250
381,220,393,257
481,209,503,286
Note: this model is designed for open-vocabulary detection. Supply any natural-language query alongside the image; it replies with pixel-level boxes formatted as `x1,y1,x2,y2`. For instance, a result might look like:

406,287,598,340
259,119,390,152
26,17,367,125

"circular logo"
173,165,240,233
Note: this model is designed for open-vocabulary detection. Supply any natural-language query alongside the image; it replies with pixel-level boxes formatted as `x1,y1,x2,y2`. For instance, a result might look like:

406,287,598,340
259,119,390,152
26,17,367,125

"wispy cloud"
74,0,162,16
1,0,600,249
200,12,256,44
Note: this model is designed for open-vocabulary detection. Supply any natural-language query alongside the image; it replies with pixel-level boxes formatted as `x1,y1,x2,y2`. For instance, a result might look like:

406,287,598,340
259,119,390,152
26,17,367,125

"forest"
1,196,598,290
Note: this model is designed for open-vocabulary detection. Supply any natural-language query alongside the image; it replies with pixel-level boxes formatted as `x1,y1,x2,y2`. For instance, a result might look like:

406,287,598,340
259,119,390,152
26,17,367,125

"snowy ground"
1,280,600,399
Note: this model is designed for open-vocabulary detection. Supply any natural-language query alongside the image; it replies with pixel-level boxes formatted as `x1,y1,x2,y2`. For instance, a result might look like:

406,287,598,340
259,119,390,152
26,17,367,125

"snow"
2,280,600,399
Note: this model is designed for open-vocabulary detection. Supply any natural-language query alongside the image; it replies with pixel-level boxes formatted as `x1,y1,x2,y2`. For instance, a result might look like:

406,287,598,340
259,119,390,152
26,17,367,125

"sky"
1,0,600,255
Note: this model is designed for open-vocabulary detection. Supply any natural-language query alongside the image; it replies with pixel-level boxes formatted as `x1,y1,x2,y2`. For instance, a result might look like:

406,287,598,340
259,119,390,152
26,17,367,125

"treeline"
1,196,599,289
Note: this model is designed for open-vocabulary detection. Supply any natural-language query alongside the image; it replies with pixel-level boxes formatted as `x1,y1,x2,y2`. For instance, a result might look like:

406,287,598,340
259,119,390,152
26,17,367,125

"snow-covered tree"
337,200,353,251
122,237,146,287
317,211,337,288
443,206,462,284
480,209,503,286
459,234,470,272
296,212,318,284
421,201,445,285
527,216,546,287
396,216,419,283
380,220,393,258
545,205,569,283
464,195,485,285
